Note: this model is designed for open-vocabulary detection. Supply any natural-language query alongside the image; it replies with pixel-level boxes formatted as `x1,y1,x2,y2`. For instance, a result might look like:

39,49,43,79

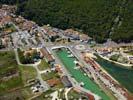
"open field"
33,88,87,100
0,86,37,100
0,51,38,99
19,65,37,85
38,59,49,71
0,51,22,94
68,89,86,100
41,71,59,81
125,51,133,56
32,89,53,100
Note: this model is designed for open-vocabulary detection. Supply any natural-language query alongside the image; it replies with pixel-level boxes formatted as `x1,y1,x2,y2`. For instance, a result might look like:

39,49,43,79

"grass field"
41,71,59,81
32,89,54,100
38,59,49,71
126,51,133,56
0,51,22,94
68,89,82,100
19,65,37,85
0,51,17,73
0,86,36,100
0,51,38,99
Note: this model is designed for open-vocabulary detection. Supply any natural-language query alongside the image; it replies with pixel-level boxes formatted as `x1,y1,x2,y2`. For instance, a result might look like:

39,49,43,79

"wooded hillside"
1,0,133,43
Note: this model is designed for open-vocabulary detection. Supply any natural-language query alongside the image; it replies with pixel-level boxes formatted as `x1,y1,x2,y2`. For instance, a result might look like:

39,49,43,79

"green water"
55,48,110,100
95,55,133,93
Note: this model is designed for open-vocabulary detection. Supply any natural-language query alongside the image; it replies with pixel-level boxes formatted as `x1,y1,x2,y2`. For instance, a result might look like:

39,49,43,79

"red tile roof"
40,48,54,62
47,79,60,87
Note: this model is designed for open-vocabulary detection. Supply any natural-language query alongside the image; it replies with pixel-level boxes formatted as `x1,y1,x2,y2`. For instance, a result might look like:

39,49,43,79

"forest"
1,0,133,43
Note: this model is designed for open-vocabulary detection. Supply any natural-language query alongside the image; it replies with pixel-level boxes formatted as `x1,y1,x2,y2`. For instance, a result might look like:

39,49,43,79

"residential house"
40,48,55,65
61,76,72,88
47,79,60,87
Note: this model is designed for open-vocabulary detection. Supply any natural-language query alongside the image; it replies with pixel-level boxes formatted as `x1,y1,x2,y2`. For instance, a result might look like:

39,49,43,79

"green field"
0,51,22,94
19,65,37,85
0,51,38,99
41,71,59,81
55,48,110,100
38,59,49,71
67,89,87,100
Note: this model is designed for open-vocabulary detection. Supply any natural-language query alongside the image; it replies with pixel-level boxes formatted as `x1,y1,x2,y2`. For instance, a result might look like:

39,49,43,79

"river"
95,55,133,93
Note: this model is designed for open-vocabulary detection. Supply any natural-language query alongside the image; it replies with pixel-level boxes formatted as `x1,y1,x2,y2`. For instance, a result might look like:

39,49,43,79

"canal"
54,48,110,100
95,55,133,93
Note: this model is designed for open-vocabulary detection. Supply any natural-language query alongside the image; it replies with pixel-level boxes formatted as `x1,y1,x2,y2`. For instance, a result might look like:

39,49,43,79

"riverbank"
95,55,133,93
98,54,133,69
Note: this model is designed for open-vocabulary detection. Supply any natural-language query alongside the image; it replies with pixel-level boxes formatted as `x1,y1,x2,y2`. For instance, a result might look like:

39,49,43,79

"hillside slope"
1,0,133,43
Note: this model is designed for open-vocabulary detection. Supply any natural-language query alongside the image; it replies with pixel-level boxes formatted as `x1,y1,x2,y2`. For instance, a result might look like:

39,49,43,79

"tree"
2,0,132,43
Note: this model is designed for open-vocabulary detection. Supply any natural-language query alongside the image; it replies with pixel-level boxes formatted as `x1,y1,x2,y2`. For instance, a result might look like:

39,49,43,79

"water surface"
95,55,133,93
55,48,110,100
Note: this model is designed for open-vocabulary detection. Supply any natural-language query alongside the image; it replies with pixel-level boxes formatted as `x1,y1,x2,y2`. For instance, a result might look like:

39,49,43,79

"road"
33,65,50,91
14,48,49,92
48,47,101,100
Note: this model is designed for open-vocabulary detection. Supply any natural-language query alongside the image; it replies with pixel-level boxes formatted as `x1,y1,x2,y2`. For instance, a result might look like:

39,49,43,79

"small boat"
67,51,71,54
84,73,87,76
80,82,84,86
74,60,78,64
67,54,74,57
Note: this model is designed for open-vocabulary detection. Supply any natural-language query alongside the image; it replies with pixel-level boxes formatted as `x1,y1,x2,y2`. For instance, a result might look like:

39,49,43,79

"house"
64,29,80,40
15,16,25,24
55,66,63,74
0,16,12,26
40,48,55,64
22,20,36,31
1,5,16,14
47,79,60,87
61,76,72,87
48,31,57,37
128,56,133,64
86,93,95,100
79,34,91,42
0,9,7,19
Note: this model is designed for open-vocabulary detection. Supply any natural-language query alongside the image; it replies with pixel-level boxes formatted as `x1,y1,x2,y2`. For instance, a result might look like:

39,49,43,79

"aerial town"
0,5,133,100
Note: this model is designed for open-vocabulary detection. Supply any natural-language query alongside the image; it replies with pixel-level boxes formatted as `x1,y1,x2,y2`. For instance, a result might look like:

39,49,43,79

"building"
64,29,80,40
21,20,36,31
0,16,12,26
0,9,7,19
86,93,95,100
1,5,16,13
47,79,60,87
128,56,133,64
15,16,25,24
40,48,55,64
61,76,72,88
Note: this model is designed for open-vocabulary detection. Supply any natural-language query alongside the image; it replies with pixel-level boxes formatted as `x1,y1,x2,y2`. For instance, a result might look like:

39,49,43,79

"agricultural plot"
0,51,22,94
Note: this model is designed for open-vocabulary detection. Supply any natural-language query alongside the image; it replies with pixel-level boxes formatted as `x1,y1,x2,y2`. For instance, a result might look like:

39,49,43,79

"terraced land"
0,51,22,94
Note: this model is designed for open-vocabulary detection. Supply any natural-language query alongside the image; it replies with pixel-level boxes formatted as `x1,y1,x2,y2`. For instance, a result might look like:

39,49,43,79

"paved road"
14,48,49,92
48,47,101,100
33,65,50,91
